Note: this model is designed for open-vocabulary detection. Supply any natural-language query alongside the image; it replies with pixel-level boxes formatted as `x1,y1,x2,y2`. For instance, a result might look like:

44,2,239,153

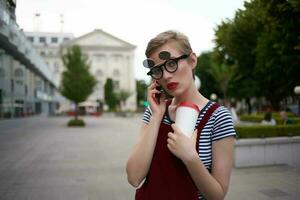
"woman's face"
148,42,196,97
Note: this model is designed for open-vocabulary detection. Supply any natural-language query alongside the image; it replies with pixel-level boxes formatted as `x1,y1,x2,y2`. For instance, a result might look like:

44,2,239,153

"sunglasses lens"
143,59,155,68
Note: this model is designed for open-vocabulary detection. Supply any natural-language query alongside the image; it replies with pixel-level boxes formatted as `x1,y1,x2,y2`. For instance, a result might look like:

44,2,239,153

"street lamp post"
294,86,300,116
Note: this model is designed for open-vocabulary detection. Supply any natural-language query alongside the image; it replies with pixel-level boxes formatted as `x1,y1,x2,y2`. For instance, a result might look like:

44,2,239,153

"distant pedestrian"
261,111,276,125
229,102,240,124
280,111,293,125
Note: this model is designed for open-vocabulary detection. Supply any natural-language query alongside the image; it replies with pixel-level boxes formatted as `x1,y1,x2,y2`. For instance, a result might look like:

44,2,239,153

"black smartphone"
155,85,162,104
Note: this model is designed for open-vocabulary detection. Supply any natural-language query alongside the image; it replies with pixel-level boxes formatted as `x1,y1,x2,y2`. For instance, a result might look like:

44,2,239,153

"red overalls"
136,101,219,200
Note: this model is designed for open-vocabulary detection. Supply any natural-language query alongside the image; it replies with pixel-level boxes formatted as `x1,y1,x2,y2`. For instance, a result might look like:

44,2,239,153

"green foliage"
60,45,97,104
214,0,300,109
195,51,236,100
136,80,148,107
235,125,300,138
209,62,235,100
195,52,218,98
116,90,131,103
60,45,97,121
67,119,85,127
240,114,300,125
116,90,131,110
104,78,117,111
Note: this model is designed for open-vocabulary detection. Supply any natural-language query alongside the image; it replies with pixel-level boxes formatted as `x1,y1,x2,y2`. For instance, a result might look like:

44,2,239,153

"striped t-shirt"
142,101,236,175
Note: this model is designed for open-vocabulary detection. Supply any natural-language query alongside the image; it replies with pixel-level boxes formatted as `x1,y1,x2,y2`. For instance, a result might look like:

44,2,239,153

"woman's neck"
172,84,209,109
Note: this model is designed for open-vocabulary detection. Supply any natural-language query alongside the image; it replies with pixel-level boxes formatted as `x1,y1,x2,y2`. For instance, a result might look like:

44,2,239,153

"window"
39,37,46,43
40,51,45,56
113,55,122,62
16,80,23,85
0,68,4,77
54,62,59,73
113,69,120,77
25,85,28,95
51,37,58,43
97,81,103,89
14,68,24,77
96,69,103,77
27,36,34,42
113,80,120,91
63,37,70,41
95,55,105,62
11,79,14,92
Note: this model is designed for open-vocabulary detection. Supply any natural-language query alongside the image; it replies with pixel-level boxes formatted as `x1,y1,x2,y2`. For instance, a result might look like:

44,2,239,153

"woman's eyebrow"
153,61,166,68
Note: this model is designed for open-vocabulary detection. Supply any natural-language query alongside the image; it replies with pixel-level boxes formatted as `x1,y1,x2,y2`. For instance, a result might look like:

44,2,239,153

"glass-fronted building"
0,0,59,118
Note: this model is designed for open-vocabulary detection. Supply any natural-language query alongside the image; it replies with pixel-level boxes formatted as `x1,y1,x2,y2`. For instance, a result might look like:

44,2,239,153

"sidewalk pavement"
0,115,299,200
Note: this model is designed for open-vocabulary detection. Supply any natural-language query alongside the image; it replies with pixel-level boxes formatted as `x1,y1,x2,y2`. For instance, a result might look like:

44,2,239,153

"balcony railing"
0,8,59,88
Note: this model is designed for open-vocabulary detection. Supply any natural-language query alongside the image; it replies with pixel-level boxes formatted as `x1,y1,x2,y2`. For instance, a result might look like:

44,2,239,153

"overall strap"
196,103,220,151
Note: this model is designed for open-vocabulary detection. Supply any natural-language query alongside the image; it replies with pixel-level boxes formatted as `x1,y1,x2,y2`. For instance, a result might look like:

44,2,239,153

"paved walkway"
0,115,299,200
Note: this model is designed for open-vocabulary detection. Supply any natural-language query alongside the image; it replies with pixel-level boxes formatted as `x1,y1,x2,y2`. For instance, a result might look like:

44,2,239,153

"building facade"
0,0,59,118
25,29,137,112
25,31,74,85
61,29,137,111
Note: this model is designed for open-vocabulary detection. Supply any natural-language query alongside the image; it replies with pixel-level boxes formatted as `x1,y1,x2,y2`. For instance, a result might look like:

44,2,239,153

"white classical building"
61,29,137,111
25,29,137,112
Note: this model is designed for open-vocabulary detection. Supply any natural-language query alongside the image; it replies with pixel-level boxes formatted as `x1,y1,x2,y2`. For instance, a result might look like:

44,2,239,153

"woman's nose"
162,68,173,79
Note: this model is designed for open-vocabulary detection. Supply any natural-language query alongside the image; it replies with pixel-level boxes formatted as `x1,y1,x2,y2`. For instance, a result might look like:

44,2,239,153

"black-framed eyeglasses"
146,54,189,80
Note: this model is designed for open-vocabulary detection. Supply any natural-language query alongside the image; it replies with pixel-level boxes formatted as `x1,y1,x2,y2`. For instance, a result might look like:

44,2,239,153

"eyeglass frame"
146,54,189,80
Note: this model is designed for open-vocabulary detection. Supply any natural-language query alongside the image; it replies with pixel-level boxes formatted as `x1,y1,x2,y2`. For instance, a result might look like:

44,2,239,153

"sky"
16,0,247,83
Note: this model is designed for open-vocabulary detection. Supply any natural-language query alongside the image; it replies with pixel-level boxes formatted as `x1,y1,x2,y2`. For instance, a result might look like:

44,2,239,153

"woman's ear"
189,52,197,69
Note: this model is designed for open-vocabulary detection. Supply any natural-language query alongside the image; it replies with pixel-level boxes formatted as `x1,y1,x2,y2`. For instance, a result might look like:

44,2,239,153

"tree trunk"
269,96,280,111
74,103,78,120
246,97,252,115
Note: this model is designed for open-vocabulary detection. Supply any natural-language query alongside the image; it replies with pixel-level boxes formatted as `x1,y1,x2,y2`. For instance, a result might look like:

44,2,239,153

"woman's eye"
167,60,176,68
152,68,161,75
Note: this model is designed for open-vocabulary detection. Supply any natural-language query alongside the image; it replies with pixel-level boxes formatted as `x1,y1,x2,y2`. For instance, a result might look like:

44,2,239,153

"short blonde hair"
145,30,193,57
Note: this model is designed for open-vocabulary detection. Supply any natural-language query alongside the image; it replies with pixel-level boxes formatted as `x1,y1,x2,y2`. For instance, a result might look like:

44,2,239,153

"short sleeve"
212,106,236,142
142,106,152,124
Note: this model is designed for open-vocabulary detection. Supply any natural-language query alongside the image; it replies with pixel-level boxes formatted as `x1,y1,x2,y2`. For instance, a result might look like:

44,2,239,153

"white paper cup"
175,102,200,137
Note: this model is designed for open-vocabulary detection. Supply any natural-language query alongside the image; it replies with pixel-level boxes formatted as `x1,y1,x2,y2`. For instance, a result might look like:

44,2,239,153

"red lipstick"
167,82,178,90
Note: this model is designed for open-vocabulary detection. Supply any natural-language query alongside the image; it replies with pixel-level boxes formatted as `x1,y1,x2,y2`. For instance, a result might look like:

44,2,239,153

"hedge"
239,115,300,125
68,119,85,127
235,125,300,139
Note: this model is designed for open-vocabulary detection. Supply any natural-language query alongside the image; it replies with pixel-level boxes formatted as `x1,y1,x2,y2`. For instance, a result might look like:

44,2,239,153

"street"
0,115,299,200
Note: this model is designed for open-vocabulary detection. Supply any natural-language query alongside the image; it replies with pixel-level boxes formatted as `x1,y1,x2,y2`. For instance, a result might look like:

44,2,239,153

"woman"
261,111,276,125
126,30,236,200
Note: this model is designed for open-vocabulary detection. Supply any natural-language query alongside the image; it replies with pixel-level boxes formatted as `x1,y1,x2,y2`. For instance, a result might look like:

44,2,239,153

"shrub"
235,125,300,139
240,114,300,125
68,119,85,127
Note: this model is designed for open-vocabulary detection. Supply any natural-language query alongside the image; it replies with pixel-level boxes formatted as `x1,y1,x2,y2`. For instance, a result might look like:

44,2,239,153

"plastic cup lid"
176,102,200,113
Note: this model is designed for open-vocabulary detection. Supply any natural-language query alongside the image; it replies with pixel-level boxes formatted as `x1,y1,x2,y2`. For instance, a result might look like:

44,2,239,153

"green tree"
209,62,235,101
104,78,117,111
60,45,97,120
195,52,218,98
214,0,300,110
136,80,148,107
116,90,131,111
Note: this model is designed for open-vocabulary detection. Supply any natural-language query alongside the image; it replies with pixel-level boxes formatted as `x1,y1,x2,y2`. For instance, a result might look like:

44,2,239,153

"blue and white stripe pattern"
142,101,236,200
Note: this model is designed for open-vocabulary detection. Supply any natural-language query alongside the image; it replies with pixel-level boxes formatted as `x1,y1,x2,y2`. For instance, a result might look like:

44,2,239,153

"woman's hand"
147,80,166,117
167,124,198,163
